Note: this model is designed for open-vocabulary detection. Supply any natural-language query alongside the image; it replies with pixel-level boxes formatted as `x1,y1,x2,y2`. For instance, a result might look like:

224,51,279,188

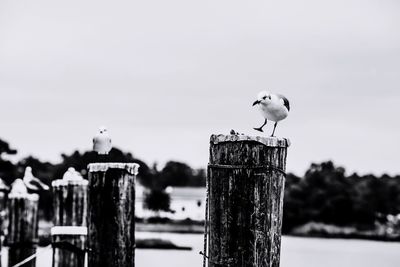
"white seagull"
23,166,50,191
93,126,112,155
252,91,290,137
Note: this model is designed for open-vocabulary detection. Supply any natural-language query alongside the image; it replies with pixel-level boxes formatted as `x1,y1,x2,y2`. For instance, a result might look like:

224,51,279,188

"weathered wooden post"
6,179,39,267
51,167,88,267
205,134,290,267
0,178,9,212
88,163,139,267
0,178,10,267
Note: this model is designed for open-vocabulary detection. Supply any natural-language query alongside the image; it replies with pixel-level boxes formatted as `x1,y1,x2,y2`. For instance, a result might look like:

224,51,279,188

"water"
3,234,400,267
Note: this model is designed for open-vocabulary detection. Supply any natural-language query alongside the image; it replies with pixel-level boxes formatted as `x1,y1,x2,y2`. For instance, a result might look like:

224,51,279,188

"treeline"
0,138,206,188
0,138,206,219
283,161,400,233
2,138,400,232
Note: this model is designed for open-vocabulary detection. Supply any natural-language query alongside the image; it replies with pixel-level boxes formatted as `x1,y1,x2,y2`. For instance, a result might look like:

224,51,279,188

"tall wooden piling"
206,134,290,267
0,178,10,267
0,178,9,233
0,178,9,212
88,163,139,267
52,168,88,267
6,179,39,267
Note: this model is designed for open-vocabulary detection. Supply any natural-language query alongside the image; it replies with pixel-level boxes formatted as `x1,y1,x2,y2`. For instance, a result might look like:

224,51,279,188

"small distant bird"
93,126,112,155
23,166,50,191
252,91,290,137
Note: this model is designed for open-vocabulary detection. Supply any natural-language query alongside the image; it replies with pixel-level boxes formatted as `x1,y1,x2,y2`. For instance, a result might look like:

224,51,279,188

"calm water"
3,233,400,267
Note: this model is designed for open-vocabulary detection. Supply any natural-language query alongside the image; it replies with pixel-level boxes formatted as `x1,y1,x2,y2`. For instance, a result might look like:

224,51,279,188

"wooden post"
0,178,9,267
87,163,139,267
206,134,290,267
52,168,88,267
6,179,39,267
0,178,9,212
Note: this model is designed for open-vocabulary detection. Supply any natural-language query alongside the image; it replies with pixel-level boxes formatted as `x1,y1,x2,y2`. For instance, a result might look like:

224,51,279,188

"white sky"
0,0,399,176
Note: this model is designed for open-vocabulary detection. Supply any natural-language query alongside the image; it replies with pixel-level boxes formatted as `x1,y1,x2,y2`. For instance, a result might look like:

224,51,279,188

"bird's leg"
271,122,278,137
253,119,267,132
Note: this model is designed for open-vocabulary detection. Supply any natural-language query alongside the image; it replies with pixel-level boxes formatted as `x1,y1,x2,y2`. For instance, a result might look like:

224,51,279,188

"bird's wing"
24,180,40,191
278,94,290,111
30,177,50,191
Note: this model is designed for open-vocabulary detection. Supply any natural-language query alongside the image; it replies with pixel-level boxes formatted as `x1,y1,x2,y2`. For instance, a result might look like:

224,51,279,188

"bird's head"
99,126,107,134
24,166,33,176
252,91,271,106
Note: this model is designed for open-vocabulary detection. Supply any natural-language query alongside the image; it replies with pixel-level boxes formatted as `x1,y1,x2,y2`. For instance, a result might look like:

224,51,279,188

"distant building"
136,184,206,221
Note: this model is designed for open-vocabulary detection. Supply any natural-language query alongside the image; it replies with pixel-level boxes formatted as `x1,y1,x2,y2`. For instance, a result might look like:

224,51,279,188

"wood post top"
52,167,89,187
87,162,140,175
8,178,39,200
52,179,89,187
8,192,39,201
210,134,290,148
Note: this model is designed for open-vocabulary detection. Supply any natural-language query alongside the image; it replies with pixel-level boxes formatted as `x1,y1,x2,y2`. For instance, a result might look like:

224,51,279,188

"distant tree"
158,161,194,188
0,138,17,183
191,168,206,187
0,139,17,157
349,173,400,227
136,162,158,189
282,173,304,233
144,189,171,215
301,161,353,225
283,161,355,232
157,161,205,188
348,173,378,225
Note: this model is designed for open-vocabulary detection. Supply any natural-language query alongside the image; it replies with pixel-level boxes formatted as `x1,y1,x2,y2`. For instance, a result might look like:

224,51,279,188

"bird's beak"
252,100,260,106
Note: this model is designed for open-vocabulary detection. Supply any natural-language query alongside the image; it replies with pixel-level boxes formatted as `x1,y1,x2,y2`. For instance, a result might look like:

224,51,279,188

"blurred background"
1,0,400,266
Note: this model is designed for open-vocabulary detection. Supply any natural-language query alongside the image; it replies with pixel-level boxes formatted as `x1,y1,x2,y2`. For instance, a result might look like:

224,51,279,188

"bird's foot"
253,127,264,132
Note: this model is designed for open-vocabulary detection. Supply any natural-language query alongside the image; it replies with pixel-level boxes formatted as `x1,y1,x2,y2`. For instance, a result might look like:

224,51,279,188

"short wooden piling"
52,168,88,267
206,134,290,267
6,179,39,267
87,163,139,267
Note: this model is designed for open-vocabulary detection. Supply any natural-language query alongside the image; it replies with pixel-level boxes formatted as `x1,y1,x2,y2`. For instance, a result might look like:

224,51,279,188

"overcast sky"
0,0,399,176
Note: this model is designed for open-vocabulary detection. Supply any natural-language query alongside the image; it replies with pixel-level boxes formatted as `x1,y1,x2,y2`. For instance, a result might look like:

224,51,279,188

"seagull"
93,126,112,155
252,91,290,137
23,166,50,191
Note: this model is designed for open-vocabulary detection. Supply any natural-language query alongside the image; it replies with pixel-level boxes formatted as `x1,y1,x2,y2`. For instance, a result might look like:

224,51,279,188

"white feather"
23,166,49,191
93,127,112,155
